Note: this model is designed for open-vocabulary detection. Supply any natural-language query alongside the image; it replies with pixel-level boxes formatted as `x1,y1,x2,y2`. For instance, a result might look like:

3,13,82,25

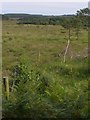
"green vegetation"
3,62,88,119
2,8,89,28
2,8,89,119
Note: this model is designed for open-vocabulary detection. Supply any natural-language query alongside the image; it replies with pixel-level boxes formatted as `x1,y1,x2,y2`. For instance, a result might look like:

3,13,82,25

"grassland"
2,20,89,118
2,20,88,69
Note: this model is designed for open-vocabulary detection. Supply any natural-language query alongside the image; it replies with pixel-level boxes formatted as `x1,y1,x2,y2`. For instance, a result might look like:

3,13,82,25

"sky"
2,2,88,15
1,0,89,2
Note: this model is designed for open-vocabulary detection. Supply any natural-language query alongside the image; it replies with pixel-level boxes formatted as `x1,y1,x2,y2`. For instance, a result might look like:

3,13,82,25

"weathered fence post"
3,77,9,100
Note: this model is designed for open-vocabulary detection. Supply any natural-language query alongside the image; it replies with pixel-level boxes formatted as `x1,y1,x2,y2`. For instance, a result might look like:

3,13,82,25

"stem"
38,51,41,62
63,39,70,63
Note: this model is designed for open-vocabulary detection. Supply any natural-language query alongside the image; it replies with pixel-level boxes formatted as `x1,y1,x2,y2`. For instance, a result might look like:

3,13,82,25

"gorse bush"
11,63,49,94
3,62,88,119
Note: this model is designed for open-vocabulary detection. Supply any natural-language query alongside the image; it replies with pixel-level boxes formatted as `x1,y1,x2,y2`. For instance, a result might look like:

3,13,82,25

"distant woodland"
2,8,89,28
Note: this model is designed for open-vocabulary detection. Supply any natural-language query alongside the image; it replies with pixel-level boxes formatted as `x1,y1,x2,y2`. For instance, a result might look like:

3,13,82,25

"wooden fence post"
3,77,9,100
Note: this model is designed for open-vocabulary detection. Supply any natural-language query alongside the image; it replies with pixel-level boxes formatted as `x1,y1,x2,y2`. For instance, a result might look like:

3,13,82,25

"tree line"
2,8,89,30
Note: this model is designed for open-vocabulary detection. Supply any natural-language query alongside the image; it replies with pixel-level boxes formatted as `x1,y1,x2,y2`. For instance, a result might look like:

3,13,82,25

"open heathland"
2,17,89,119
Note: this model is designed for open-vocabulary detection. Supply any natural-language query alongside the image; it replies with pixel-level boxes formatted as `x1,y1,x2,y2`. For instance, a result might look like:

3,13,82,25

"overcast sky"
2,2,88,15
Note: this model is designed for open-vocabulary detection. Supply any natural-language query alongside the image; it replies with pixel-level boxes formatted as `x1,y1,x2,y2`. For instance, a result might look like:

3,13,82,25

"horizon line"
1,12,76,16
